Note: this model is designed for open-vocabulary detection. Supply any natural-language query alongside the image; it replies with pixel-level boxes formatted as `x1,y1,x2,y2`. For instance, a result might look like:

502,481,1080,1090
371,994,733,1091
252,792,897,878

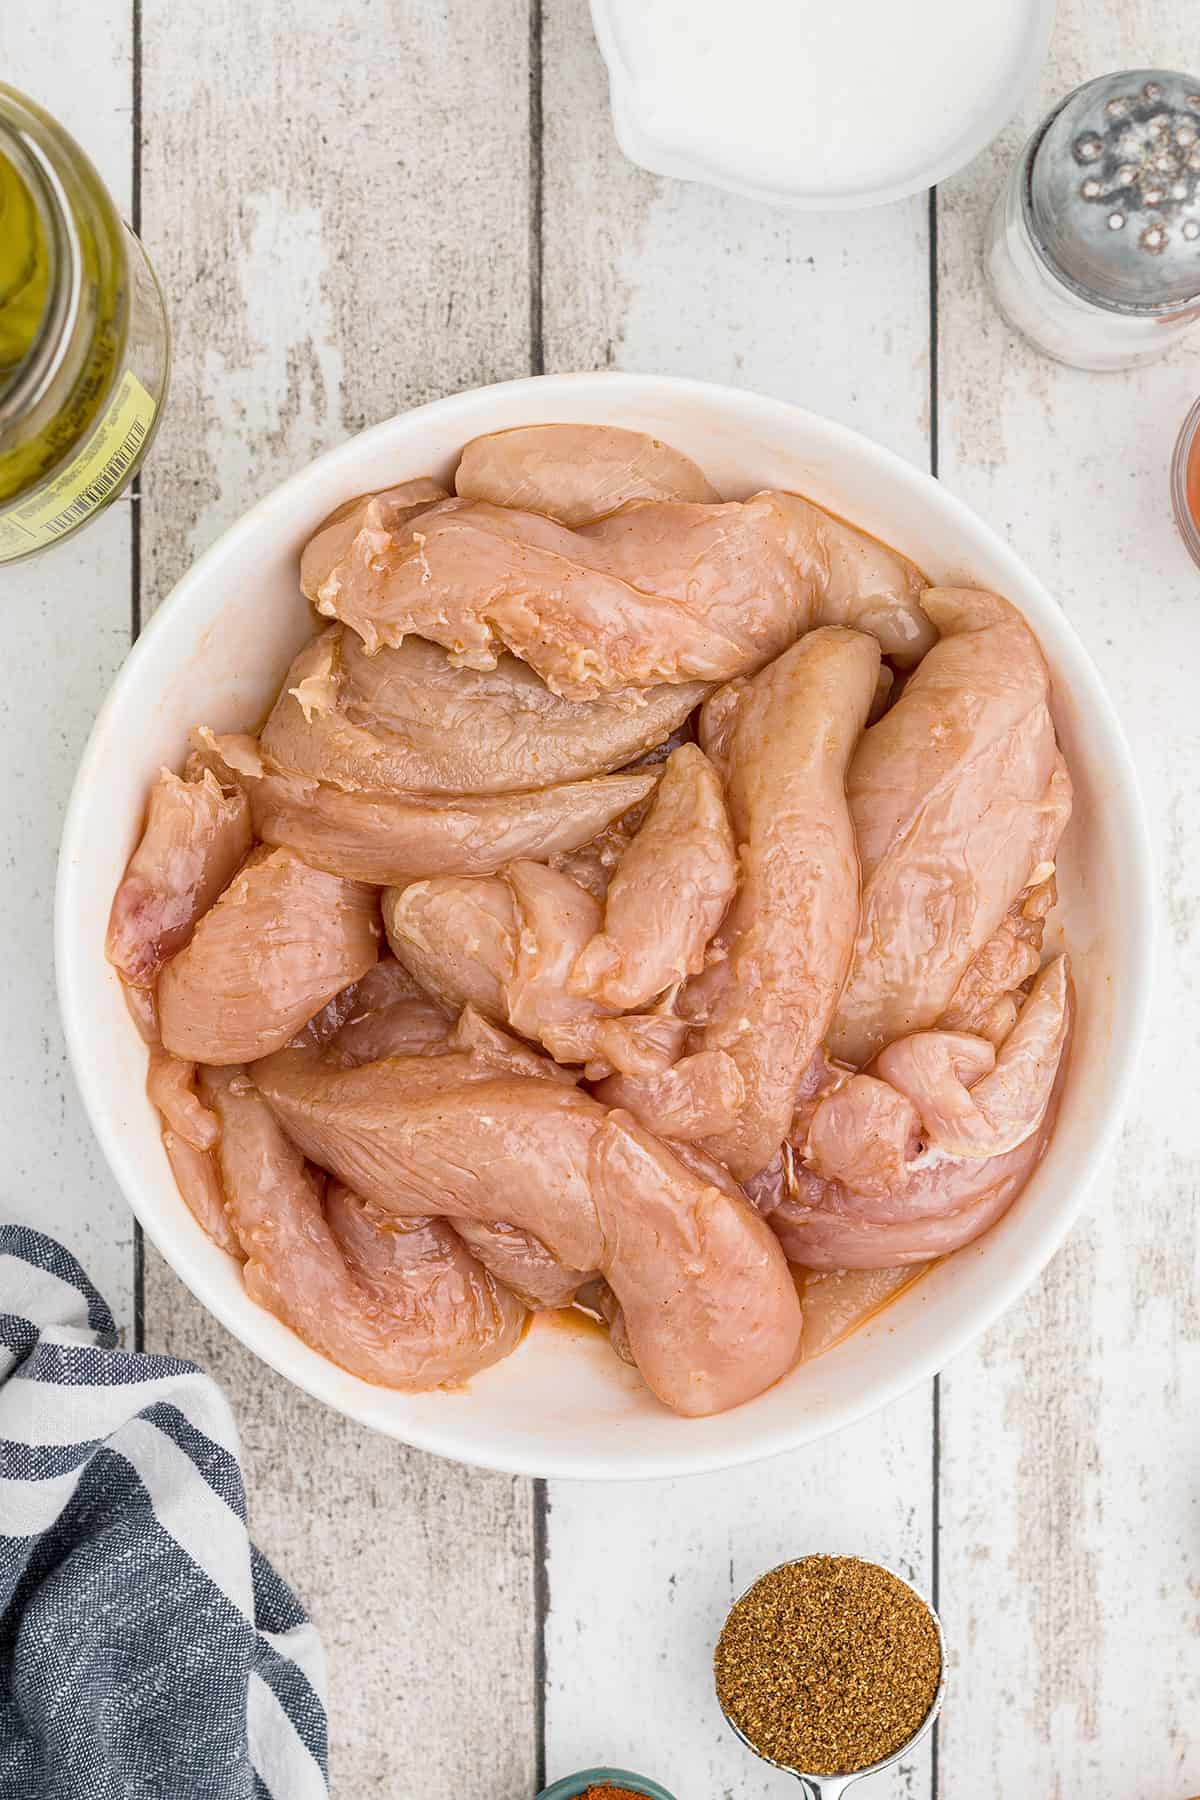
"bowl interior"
56,372,1151,1480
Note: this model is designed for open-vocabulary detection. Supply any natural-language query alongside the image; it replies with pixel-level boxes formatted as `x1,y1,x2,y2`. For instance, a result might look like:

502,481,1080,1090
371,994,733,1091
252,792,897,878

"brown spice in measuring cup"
714,1555,941,1775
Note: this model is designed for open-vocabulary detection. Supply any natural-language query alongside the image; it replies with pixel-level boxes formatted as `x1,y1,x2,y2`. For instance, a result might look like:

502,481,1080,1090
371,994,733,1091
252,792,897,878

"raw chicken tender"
383,875,516,1019
162,1131,241,1260
772,1128,1053,1268
877,955,1071,1159
452,1217,590,1309
802,1074,921,1199
829,588,1064,1066
570,743,737,1010
200,729,659,885
455,422,719,524
503,860,605,1052
687,627,880,1179
256,766,659,886
262,626,708,795
448,1005,579,1086
252,1049,802,1417
299,479,446,601
384,864,685,1075
312,489,927,696
939,754,1072,1038
158,847,379,1064
201,1065,525,1388
146,1046,219,1150
592,1050,745,1140
773,1032,1069,1268
107,766,251,986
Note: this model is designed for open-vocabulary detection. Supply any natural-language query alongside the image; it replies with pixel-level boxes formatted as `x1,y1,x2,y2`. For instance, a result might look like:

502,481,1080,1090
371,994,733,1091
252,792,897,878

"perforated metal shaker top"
1024,69,1200,313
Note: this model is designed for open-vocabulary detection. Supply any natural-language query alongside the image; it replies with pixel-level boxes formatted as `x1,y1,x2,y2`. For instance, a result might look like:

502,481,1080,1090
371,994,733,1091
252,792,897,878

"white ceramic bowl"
589,0,1057,212
56,372,1152,1481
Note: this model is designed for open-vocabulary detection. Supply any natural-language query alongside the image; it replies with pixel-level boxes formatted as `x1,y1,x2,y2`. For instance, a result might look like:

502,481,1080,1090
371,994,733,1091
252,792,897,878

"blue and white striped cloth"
0,1226,329,1799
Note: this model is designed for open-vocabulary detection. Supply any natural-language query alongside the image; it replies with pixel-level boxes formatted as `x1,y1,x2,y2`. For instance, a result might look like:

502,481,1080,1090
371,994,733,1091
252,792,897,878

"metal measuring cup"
715,1558,947,1799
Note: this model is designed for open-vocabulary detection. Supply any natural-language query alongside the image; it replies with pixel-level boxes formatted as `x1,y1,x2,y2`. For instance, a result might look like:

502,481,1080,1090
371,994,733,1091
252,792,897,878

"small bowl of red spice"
536,1770,676,1800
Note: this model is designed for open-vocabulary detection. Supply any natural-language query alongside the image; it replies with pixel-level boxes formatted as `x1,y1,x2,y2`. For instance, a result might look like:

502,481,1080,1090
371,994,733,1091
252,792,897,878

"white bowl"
56,372,1152,1481
589,0,1057,212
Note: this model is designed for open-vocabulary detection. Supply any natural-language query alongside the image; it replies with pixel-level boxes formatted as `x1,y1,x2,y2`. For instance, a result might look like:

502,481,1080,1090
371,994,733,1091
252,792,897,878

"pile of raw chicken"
106,423,1073,1420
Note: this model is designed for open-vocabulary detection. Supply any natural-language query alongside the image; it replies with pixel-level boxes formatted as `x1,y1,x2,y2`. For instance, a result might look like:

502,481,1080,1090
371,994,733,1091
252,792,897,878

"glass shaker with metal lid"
0,84,170,564
985,70,1200,370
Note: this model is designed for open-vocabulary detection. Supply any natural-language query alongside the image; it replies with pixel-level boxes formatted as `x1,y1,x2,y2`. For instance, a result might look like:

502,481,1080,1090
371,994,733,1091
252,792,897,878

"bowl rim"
55,369,1155,1481
536,1768,677,1800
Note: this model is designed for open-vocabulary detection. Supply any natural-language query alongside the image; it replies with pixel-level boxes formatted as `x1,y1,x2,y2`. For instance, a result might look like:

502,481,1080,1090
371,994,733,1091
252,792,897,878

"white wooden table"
3,3,1199,1795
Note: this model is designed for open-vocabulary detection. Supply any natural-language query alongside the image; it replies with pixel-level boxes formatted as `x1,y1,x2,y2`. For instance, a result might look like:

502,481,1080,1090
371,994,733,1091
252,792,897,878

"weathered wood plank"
539,8,936,1796
137,4,539,1793
0,11,135,1326
936,4,1200,1793
545,1396,936,1800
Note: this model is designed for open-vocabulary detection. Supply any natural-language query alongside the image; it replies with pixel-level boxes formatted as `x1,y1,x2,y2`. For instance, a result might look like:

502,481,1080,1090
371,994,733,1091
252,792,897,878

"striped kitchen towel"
0,1225,329,1800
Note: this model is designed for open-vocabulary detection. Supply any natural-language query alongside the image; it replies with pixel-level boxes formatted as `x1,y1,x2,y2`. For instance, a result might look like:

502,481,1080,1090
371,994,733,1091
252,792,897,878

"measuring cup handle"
789,1779,859,1800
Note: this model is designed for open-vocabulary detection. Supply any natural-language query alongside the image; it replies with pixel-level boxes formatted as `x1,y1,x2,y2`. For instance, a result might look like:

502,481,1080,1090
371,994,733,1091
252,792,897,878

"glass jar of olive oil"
0,84,169,563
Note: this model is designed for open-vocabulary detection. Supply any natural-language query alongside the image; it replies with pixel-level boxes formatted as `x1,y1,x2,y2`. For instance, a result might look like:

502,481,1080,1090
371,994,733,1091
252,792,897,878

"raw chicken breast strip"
200,1065,526,1389
939,753,1072,1039
591,1051,745,1140
301,983,588,1303
162,1131,242,1261
876,955,1071,1159
802,1073,921,1199
261,626,709,795
772,1118,1057,1268
687,626,880,1180
451,1217,590,1310
570,743,737,1010
311,489,928,695
454,422,719,523
252,1049,802,1418
829,588,1063,1066
106,765,251,987
158,846,380,1064
196,728,659,887
382,864,686,1077
146,1046,219,1150
773,994,1072,1267
298,479,447,600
